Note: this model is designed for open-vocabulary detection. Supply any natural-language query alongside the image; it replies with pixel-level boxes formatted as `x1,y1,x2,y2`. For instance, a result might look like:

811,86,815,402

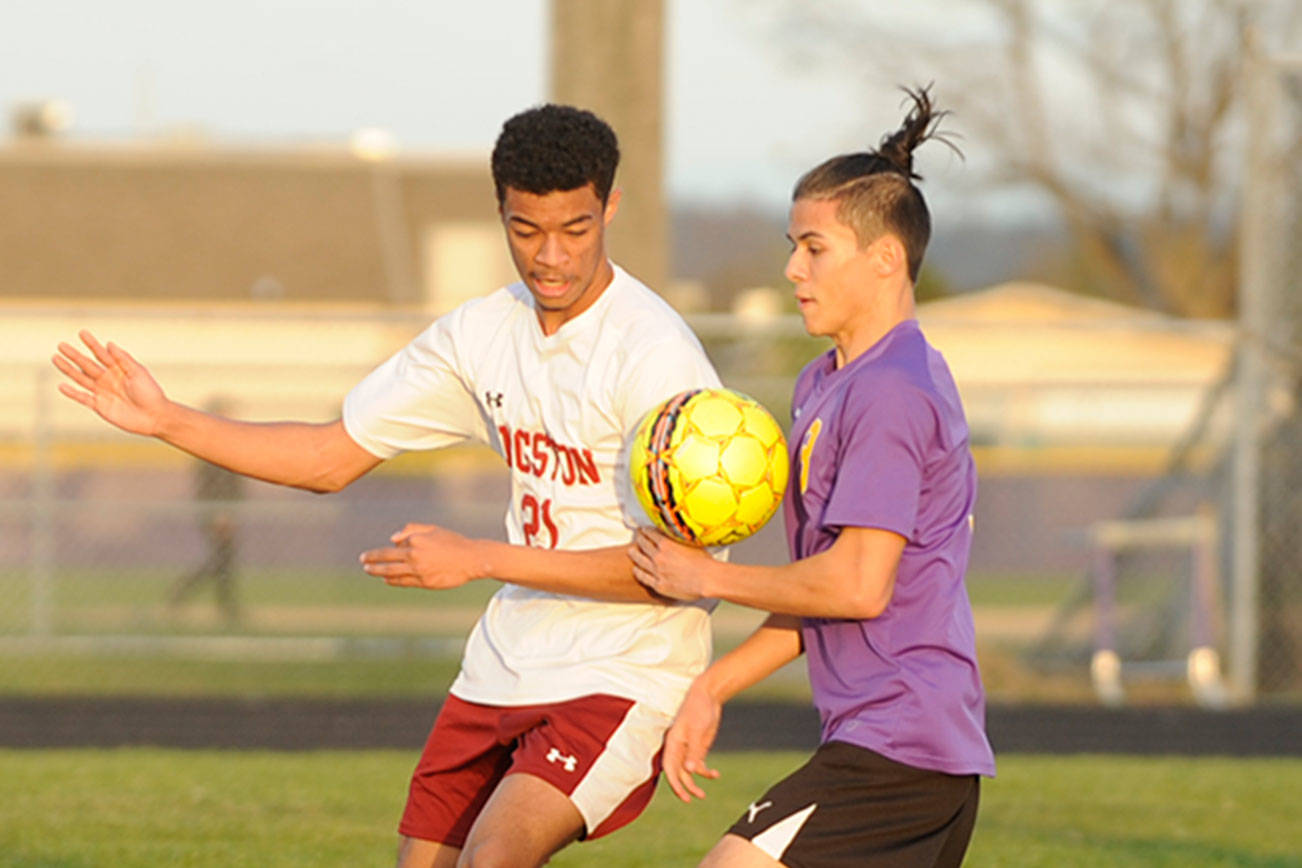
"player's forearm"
474,540,666,604
700,545,894,619
156,405,375,493
698,614,803,703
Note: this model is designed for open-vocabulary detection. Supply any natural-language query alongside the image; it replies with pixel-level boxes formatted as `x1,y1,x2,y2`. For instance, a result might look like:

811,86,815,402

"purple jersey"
785,320,995,777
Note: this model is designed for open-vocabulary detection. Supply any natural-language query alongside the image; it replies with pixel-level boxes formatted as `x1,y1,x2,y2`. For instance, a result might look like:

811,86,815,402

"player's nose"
535,233,567,267
784,250,807,284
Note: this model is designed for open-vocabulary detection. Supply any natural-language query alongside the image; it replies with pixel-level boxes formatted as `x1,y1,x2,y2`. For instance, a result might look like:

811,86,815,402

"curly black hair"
491,104,620,204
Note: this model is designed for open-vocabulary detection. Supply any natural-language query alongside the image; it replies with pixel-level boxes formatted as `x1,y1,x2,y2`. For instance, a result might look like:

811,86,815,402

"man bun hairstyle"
491,103,620,205
793,85,960,282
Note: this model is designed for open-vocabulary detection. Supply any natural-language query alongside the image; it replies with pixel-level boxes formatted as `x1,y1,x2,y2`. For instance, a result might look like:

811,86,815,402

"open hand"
52,330,168,436
628,527,713,601
662,677,722,802
360,523,483,590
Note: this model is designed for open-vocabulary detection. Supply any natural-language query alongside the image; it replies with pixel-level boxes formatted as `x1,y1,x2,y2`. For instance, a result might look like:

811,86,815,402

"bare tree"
763,0,1301,317
761,1,1302,693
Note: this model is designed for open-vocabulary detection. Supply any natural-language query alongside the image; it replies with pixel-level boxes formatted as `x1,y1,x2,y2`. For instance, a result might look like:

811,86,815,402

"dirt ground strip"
1,697,1299,755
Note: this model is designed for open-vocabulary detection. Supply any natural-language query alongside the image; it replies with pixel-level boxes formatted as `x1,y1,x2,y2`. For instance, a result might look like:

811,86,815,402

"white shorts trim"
753,803,818,861
570,701,670,833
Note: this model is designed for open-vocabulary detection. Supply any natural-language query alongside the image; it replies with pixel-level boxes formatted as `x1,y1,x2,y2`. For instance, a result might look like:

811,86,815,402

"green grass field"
1,750,1298,867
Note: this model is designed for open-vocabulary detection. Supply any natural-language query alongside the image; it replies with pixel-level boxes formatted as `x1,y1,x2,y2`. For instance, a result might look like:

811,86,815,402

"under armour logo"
746,800,773,823
546,747,578,772
485,391,504,408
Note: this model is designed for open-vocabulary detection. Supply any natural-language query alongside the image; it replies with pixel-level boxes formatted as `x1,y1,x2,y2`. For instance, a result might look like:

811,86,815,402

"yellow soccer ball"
631,388,789,546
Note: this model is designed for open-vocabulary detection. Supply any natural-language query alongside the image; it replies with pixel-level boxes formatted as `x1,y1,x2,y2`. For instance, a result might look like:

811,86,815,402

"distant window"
423,221,517,311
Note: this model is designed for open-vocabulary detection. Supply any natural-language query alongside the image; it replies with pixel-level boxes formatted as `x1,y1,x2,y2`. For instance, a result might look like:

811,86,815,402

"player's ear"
603,187,622,226
871,234,906,278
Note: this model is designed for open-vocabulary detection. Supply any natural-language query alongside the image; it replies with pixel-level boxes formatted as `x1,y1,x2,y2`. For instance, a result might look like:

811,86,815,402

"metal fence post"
1230,53,1288,703
32,366,55,637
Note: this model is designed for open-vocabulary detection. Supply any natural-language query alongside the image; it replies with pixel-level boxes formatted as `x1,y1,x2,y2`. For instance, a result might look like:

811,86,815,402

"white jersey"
343,264,721,716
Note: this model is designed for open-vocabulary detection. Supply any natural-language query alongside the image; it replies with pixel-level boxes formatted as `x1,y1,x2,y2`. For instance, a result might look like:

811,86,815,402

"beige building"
918,282,1236,455
0,140,520,311
1,2,669,308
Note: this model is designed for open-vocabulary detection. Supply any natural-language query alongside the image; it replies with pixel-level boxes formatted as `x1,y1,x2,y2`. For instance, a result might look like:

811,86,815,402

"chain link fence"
4,56,1300,704
1235,53,1302,698
1016,52,1302,706
5,298,1284,706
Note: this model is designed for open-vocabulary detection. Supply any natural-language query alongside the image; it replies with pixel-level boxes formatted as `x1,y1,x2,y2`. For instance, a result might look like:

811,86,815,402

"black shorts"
725,740,980,868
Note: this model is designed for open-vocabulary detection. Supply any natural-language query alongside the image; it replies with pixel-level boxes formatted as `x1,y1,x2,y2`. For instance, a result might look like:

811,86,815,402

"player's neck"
535,259,616,336
832,280,915,368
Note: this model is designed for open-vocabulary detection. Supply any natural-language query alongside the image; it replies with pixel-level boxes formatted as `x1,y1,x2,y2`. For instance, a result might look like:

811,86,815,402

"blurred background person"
167,397,245,625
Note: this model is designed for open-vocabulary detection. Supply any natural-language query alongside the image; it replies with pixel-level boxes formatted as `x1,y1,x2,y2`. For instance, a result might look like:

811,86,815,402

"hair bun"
873,85,957,181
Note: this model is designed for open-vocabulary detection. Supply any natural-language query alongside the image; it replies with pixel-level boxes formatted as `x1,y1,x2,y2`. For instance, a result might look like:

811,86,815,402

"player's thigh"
396,835,460,868
457,772,584,866
699,833,785,868
508,694,668,841
399,696,516,849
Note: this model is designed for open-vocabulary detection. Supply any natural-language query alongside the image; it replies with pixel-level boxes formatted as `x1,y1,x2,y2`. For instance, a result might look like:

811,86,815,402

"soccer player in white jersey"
53,104,720,868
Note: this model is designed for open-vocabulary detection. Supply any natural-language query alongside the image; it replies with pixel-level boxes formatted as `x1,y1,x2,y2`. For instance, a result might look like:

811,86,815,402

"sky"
14,1,1284,225
0,0,978,214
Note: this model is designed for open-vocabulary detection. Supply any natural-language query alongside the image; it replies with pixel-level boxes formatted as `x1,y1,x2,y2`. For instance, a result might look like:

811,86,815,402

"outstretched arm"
53,330,380,492
662,615,803,802
361,523,667,604
631,525,905,619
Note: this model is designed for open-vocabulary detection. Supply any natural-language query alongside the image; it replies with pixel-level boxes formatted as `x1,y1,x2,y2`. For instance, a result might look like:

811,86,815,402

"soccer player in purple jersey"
630,87,995,867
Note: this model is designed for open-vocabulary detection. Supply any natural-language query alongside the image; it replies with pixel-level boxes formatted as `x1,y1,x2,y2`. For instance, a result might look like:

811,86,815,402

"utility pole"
550,0,667,293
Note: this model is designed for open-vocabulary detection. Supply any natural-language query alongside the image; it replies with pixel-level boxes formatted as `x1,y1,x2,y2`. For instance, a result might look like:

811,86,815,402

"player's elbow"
300,465,362,494
301,477,345,494
299,425,380,493
841,596,888,620
293,457,368,493
841,574,894,619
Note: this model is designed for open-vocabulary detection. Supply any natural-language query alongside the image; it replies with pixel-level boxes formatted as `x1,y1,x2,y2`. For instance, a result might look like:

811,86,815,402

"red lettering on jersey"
574,449,599,485
540,498,558,546
521,494,559,548
498,425,512,468
548,437,564,481
559,447,576,485
495,424,600,486
514,429,532,474
532,432,550,478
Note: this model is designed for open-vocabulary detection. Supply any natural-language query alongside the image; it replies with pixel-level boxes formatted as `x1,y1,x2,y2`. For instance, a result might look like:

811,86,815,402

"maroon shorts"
398,693,667,847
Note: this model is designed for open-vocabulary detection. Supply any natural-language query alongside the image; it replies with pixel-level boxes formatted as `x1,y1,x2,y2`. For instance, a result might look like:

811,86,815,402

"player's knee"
456,837,545,868
395,834,456,868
